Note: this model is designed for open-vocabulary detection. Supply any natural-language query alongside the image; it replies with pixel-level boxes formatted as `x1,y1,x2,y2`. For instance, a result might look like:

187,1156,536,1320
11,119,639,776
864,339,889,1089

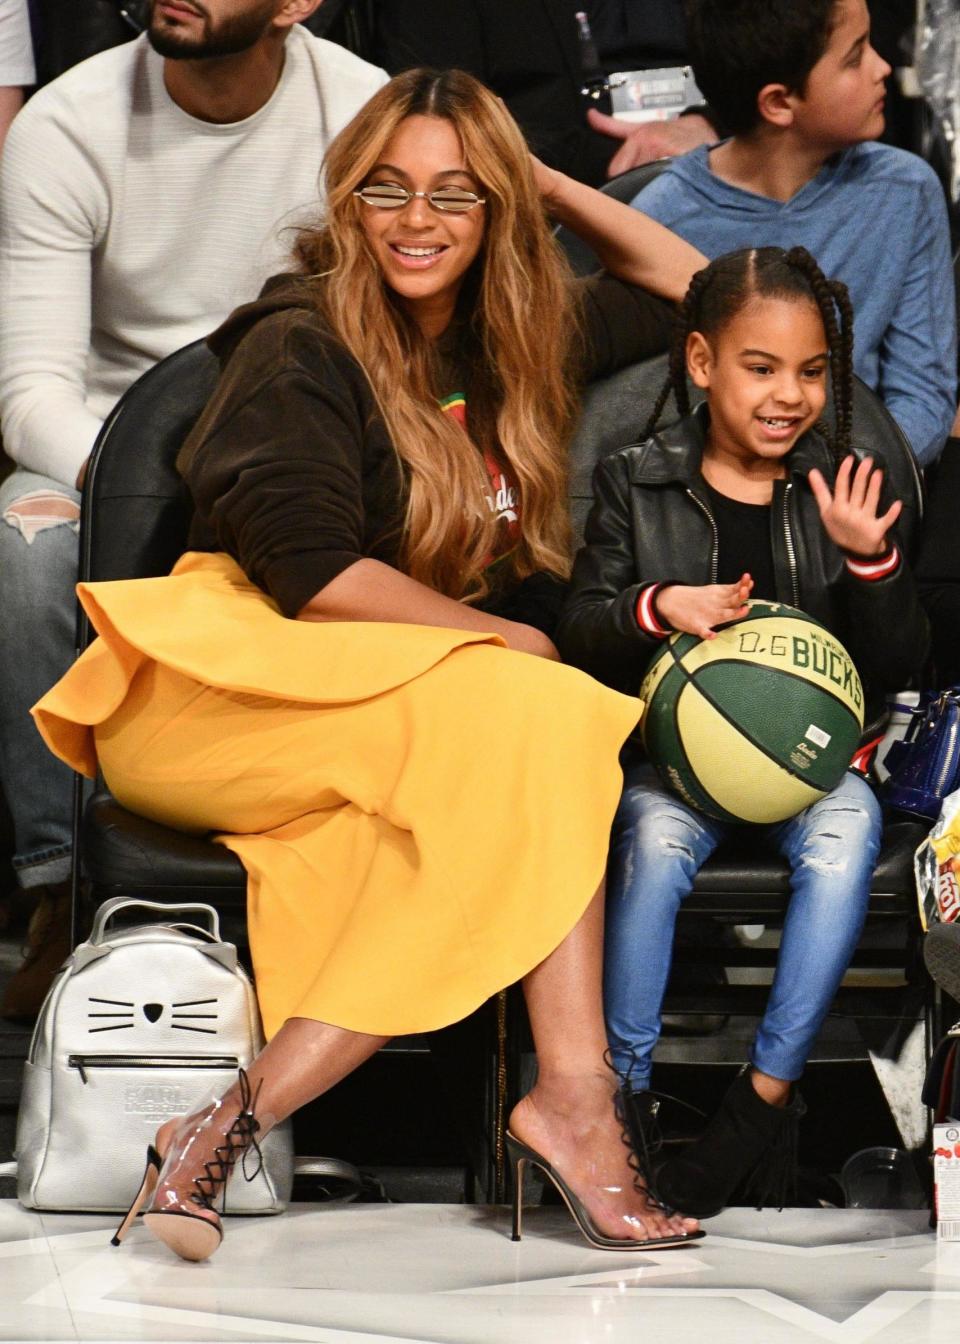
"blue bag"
883,690,960,820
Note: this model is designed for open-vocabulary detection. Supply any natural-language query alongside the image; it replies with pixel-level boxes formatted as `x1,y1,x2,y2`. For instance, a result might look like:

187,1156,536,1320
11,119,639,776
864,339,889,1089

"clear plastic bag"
916,0,960,202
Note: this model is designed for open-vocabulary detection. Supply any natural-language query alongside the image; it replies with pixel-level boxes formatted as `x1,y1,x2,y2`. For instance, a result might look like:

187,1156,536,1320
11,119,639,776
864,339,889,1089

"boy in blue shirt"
631,0,956,467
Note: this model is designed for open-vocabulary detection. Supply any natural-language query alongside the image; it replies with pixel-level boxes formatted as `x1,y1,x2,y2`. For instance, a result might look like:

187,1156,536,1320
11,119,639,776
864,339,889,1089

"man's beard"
147,0,278,60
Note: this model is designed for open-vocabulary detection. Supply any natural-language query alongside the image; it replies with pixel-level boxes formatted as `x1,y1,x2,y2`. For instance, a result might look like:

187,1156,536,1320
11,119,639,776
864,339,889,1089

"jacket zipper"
781,483,800,608
686,489,718,583
691,482,799,605
68,1053,240,1084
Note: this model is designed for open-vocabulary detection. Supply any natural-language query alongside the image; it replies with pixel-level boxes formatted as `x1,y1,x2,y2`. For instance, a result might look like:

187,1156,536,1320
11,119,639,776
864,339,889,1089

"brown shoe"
0,885,32,936
0,881,72,1022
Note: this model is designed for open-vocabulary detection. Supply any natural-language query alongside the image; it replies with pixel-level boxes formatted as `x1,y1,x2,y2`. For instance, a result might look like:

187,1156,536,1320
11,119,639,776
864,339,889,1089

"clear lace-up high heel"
112,1067,265,1262
505,1130,703,1250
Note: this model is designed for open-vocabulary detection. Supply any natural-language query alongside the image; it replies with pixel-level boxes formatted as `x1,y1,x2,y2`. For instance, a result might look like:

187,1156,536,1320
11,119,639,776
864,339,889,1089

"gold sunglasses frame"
353,185,487,214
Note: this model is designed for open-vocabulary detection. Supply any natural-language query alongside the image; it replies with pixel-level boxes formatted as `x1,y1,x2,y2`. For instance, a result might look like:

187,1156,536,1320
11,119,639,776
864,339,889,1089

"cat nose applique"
143,1003,163,1023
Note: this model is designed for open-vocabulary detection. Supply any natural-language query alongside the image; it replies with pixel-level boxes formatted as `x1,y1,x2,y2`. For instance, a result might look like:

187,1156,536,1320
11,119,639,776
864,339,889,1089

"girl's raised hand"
808,456,902,558
655,574,753,640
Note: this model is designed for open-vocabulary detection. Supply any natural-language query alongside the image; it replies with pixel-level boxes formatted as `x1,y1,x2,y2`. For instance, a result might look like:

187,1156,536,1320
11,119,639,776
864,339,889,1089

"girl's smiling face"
687,295,829,469
358,115,486,339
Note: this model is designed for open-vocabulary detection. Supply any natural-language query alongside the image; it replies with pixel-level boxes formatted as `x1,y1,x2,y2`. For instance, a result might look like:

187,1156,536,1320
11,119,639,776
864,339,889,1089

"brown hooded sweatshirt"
178,271,672,627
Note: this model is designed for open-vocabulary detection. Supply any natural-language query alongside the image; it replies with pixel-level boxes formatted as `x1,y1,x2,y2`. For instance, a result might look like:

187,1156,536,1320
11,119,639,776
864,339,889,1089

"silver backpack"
15,897,294,1214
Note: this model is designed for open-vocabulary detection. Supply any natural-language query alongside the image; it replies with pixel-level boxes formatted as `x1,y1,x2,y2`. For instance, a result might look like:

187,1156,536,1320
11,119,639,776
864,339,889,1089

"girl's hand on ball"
655,574,753,640
808,456,901,558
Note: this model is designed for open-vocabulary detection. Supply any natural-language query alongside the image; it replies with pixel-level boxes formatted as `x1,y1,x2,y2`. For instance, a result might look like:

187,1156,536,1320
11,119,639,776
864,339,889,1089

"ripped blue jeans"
0,469,81,888
604,752,880,1087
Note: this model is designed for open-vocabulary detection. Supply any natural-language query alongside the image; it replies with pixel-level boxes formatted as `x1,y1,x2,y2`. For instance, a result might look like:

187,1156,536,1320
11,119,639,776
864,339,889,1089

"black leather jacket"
556,405,930,735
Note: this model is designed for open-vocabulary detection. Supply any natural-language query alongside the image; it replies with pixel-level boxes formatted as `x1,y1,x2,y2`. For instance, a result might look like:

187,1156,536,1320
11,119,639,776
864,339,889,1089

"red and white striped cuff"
635,583,671,638
849,734,883,775
845,546,900,582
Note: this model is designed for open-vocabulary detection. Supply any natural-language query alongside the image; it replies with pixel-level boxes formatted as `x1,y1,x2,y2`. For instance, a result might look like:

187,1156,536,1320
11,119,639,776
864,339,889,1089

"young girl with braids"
557,245,929,1217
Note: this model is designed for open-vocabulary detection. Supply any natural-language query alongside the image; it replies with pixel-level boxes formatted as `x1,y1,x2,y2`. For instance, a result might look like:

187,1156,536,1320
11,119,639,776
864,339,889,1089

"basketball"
639,600,865,824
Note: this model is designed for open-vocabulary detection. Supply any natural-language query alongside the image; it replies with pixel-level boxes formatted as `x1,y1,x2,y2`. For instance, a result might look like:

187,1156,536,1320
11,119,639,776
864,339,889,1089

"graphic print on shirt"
440,392,521,559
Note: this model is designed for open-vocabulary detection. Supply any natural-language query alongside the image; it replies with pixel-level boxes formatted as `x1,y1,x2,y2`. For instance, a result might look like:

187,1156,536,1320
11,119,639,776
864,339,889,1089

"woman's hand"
529,153,562,212
808,456,902,558
654,574,753,640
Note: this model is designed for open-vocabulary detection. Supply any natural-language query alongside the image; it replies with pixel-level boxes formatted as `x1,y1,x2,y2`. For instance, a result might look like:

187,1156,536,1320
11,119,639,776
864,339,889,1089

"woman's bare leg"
153,888,699,1242
158,1018,388,1148
152,1020,388,1217
509,883,699,1241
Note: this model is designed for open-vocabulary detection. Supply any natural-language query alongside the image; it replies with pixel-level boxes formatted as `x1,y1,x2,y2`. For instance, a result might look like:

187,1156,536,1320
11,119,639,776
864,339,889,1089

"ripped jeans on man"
0,468,82,888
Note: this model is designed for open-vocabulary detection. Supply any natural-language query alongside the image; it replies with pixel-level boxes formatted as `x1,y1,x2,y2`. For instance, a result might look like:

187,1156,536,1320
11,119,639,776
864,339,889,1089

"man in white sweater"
0,0,387,1016
0,0,34,153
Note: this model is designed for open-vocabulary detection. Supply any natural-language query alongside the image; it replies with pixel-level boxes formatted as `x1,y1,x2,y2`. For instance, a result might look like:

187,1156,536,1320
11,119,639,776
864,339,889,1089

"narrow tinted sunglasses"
354,183,486,214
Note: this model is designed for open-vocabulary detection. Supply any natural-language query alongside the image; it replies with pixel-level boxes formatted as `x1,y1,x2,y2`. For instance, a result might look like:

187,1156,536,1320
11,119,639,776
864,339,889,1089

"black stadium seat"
554,160,669,276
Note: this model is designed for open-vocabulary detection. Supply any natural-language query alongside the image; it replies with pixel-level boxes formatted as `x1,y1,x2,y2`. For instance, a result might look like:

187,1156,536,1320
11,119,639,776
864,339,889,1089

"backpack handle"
89,897,221,946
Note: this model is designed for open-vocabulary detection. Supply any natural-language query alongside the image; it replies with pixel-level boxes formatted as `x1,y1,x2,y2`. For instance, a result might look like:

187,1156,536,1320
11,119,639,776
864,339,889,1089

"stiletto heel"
510,1147,526,1242
110,1145,161,1246
504,1131,704,1251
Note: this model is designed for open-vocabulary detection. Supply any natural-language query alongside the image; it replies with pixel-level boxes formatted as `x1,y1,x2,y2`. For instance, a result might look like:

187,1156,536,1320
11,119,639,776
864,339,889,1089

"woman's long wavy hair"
292,68,579,602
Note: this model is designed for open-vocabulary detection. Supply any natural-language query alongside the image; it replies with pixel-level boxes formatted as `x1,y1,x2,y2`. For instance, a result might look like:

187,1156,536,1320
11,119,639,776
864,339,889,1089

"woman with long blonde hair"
34,68,707,1262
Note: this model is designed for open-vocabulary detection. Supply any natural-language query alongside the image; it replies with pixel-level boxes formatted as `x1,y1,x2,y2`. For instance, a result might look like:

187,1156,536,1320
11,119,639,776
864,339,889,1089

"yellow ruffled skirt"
33,553,641,1039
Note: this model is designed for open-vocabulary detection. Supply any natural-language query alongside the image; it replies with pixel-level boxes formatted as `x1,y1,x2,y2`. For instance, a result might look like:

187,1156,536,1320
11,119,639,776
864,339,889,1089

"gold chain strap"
494,988,508,1203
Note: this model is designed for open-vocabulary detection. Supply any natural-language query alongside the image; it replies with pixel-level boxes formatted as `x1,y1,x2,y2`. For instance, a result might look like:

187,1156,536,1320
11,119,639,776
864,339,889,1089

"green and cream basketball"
639,600,864,824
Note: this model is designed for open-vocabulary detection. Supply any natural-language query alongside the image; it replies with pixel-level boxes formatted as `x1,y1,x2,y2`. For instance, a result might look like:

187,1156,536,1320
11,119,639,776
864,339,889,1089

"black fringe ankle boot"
653,1068,806,1219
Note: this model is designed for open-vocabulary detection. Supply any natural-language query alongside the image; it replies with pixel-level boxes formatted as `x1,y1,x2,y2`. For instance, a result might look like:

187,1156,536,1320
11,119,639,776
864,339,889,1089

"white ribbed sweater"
0,27,387,486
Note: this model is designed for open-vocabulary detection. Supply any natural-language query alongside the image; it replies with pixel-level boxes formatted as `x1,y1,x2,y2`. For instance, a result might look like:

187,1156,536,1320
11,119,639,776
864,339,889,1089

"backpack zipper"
68,1053,239,1084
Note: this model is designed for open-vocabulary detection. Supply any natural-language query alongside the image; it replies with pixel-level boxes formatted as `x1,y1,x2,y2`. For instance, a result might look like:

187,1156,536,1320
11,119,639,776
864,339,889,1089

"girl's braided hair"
642,246,855,466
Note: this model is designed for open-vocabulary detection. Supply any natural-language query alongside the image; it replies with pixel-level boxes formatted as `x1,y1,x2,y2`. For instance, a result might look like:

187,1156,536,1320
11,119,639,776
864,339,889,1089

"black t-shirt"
704,482,776,601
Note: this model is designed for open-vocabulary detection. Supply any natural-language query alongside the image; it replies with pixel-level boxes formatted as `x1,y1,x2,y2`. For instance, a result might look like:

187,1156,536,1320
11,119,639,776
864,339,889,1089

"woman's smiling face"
358,115,486,339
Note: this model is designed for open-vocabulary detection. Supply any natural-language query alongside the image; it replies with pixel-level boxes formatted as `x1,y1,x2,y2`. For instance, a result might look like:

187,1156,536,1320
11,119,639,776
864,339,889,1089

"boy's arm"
877,170,957,468
555,454,671,692
0,98,107,488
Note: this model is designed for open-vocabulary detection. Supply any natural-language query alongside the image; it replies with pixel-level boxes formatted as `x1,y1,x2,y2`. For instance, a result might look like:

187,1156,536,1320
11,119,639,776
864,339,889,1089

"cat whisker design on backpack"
171,998,219,1034
87,995,136,1032
84,996,222,1034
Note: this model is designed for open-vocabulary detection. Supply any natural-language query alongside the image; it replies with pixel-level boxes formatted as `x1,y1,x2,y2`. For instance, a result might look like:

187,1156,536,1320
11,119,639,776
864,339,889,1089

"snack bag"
915,787,960,930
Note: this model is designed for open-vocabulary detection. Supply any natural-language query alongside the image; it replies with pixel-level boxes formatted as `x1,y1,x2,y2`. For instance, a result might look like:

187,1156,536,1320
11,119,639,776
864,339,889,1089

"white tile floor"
2,1199,959,1343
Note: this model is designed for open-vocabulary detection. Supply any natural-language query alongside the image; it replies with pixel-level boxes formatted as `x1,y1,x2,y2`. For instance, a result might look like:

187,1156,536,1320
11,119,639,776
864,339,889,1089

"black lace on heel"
188,1068,265,1215
605,1048,668,1210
